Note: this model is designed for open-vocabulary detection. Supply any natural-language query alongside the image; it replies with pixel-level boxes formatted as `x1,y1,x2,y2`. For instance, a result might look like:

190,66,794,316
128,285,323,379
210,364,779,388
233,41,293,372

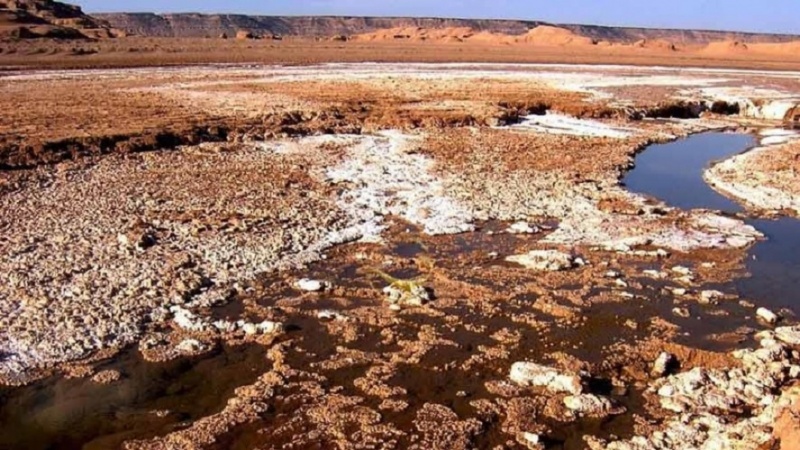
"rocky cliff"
0,0,114,39
94,13,800,44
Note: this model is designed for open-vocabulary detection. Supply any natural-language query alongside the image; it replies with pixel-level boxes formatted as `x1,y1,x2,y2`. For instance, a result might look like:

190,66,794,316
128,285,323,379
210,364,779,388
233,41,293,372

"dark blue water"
624,133,752,213
624,132,800,311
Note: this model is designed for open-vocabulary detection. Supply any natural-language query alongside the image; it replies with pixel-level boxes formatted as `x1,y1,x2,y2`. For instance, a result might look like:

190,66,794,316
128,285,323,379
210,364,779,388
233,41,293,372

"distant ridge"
93,13,800,45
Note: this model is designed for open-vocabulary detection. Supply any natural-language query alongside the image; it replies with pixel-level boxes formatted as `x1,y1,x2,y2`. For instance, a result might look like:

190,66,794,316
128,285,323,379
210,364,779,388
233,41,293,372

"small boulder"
520,432,545,449
652,352,677,377
91,369,121,384
255,320,283,335
175,339,206,355
295,278,328,292
700,290,725,304
242,323,258,335
383,283,431,307
236,30,255,40
563,394,625,417
757,307,779,324
508,222,540,234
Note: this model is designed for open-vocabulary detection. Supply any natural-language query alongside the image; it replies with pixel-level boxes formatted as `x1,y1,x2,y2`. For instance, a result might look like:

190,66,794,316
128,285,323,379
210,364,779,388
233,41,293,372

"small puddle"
0,344,269,450
624,131,800,313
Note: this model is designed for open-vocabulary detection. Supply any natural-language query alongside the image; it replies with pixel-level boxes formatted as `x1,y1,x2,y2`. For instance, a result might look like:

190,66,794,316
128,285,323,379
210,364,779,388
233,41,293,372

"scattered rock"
758,307,779,324
383,283,431,307
671,266,693,277
91,369,121,384
563,394,625,417
643,269,667,279
509,362,583,394
236,30,255,40
175,339,206,355
520,431,545,450
699,290,725,304
508,221,540,234
506,250,576,271
295,278,329,292
672,307,690,318
317,310,347,321
776,326,800,345
170,306,209,332
652,352,677,378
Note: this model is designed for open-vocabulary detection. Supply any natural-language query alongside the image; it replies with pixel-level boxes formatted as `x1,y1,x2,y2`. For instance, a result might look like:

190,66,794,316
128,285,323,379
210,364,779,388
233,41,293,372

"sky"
77,0,800,35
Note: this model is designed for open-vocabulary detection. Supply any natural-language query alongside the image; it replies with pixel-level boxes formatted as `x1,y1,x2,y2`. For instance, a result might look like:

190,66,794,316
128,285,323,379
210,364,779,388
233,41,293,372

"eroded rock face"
509,362,583,394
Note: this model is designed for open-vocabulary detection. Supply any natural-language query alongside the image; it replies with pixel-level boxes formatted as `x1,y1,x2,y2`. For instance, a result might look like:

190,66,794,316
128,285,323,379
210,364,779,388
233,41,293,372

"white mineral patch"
507,221,540,234
759,129,800,146
506,250,576,271
295,278,327,292
326,131,475,237
510,113,635,138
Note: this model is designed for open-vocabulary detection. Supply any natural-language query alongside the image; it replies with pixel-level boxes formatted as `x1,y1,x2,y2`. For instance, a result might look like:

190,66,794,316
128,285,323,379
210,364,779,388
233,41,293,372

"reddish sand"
632,38,678,51
354,25,598,47
516,25,597,46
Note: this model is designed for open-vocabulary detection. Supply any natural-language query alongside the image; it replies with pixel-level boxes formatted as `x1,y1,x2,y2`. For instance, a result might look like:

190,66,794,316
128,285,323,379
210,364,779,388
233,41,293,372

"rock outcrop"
0,0,115,40
93,11,800,45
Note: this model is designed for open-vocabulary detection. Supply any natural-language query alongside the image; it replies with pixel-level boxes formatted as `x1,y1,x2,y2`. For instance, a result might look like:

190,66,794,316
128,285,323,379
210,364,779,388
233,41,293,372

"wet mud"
0,344,269,450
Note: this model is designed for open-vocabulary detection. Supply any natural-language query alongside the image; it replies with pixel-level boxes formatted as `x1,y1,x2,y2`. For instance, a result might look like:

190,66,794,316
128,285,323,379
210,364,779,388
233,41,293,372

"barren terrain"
1,60,800,450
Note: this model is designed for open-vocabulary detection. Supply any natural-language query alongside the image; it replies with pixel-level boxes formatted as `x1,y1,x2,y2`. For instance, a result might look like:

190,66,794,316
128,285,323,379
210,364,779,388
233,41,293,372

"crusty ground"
725,141,800,198
1,63,800,449
706,139,800,215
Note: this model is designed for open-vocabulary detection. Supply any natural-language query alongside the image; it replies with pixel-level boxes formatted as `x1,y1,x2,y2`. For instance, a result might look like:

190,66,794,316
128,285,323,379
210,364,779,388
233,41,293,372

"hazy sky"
78,0,800,34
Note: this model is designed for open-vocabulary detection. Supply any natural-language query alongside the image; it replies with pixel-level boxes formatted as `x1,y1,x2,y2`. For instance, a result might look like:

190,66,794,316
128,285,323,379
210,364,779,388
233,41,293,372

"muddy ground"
1,63,800,449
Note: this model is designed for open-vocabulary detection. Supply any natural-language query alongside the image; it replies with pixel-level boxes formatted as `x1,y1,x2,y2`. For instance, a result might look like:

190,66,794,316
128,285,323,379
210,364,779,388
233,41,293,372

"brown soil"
4,38,800,71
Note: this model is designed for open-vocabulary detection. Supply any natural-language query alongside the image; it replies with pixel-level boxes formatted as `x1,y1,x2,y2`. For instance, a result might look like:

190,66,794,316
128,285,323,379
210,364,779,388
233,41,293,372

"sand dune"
351,24,800,61
354,25,597,47
516,25,597,46
632,38,678,51
702,40,749,54
699,39,800,58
